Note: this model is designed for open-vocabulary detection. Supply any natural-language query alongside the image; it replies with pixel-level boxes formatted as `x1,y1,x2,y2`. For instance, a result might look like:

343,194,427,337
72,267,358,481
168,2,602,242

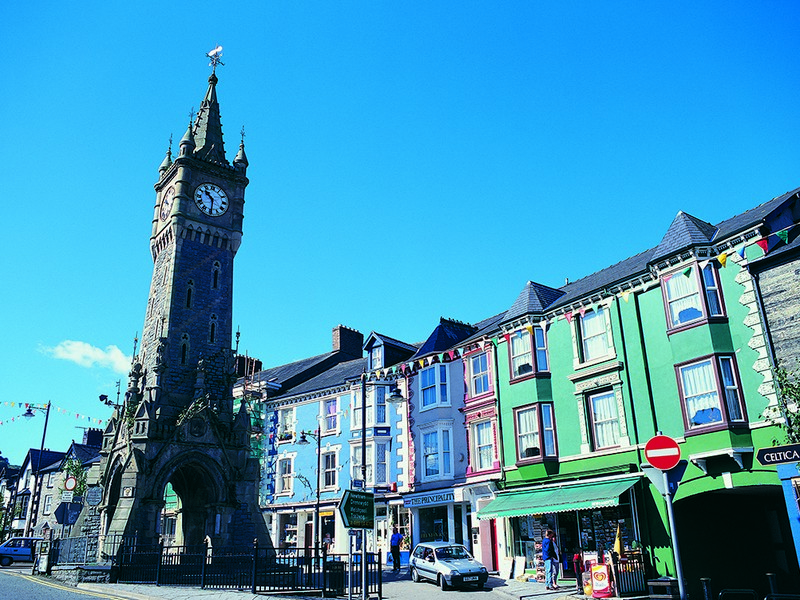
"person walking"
390,527,403,572
542,530,560,590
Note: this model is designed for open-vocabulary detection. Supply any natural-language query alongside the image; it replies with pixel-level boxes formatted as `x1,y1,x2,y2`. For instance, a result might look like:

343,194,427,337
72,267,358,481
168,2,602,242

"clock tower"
94,66,268,549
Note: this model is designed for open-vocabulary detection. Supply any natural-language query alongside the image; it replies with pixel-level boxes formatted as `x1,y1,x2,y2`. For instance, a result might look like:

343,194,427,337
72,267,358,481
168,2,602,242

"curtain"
666,274,702,325
424,431,439,476
681,361,722,425
582,309,609,360
511,333,533,376
590,392,620,448
475,422,493,469
516,408,539,457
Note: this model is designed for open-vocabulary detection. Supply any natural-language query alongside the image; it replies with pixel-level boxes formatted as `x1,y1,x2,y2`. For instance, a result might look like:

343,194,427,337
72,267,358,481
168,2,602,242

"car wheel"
0,557,12,567
439,575,449,591
411,567,420,583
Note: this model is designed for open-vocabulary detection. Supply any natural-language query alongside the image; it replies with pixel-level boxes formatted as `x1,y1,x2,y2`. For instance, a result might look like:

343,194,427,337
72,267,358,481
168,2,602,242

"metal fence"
117,541,382,597
51,533,129,566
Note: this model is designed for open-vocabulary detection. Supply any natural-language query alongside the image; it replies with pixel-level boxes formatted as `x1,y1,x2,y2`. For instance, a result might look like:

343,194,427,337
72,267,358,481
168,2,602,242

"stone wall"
756,254,800,374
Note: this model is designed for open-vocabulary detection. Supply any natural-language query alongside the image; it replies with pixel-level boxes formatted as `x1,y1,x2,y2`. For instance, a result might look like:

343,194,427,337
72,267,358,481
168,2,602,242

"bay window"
578,307,612,363
677,355,746,431
471,420,496,471
421,364,449,408
421,426,453,480
509,327,549,379
662,264,725,330
514,403,557,462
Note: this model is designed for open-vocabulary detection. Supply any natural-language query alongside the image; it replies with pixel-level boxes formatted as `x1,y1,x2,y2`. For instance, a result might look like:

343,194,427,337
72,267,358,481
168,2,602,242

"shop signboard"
756,443,800,466
644,434,681,471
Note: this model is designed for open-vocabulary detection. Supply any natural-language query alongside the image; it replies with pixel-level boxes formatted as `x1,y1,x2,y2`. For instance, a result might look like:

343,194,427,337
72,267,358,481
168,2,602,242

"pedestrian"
390,527,403,572
542,530,560,590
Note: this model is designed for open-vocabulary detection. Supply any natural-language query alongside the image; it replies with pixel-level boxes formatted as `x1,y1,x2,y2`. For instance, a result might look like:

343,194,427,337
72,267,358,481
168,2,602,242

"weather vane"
207,45,224,73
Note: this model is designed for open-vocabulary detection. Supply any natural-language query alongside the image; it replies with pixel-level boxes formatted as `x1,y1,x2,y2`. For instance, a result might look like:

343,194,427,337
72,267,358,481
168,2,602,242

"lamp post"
357,372,405,600
22,402,51,537
297,428,322,552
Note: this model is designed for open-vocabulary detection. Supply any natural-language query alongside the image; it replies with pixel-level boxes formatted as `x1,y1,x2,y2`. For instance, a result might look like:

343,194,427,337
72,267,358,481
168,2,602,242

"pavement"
67,568,586,600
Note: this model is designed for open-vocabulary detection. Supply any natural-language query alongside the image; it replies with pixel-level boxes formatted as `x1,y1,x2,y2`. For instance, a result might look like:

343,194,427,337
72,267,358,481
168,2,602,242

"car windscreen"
435,546,470,560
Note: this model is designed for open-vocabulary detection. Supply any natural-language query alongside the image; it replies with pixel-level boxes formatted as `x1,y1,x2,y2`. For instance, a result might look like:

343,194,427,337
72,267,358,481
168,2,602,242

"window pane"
581,309,609,361
475,421,494,470
665,274,703,326
511,332,533,377
703,265,723,317
376,387,386,424
680,360,723,427
422,367,436,407
719,357,743,421
472,353,490,395
424,432,439,476
440,365,448,403
590,391,620,448
534,327,549,371
516,407,540,459
541,404,556,456
443,430,451,474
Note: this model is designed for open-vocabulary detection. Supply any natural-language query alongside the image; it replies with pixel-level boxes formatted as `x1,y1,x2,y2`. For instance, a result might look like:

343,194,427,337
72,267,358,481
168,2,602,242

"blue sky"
2,2,800,465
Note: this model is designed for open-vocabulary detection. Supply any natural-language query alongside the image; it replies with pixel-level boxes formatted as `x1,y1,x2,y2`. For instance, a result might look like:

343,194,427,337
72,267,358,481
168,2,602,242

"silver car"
409,542,489,590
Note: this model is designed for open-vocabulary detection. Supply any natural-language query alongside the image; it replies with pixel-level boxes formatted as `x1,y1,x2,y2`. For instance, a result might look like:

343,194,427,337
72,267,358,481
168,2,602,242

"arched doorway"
104,466,123,535
157,460,221,548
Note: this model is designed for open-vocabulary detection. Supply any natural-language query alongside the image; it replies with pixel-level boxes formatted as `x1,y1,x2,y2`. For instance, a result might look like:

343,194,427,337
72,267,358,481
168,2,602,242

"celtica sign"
756,443,800,466
339,489,374,529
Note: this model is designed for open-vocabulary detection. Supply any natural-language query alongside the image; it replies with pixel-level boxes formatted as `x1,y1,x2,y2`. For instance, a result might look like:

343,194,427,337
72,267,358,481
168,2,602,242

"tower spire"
193,46,227,164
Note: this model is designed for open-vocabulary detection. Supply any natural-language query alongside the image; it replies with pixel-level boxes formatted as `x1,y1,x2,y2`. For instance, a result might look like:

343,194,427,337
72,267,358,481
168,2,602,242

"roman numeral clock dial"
194,183,229,216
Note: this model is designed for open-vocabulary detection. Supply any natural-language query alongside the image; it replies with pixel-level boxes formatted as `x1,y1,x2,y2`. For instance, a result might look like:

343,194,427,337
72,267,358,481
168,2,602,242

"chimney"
83,427,103,448
332,325,363,359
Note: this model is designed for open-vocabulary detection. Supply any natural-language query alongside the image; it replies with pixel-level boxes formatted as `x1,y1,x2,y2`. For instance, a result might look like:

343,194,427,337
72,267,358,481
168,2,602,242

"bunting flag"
525,325,534,336
737,245,747,260
1,403,107,427
540,318,548,330
622,290,630,303
437,353,445,362
663,273,673,283
565,312,573,323
756,238,770,254
717,253,727,268
698,259,710,270
777,230,789,244
682,267,692,278
491,337,499,346
578,307,586,317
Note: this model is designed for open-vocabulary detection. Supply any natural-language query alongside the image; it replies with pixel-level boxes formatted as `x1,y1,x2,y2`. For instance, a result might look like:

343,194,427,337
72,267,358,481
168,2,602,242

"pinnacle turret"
192,73,227,164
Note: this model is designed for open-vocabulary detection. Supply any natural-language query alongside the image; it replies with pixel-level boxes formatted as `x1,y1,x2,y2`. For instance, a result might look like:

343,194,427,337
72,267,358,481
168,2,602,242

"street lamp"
22,402,51,537
296,428,322,553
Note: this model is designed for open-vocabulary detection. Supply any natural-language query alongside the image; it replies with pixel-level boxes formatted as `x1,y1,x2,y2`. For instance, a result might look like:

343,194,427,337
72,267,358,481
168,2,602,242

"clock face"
160,186,175,221
194,183,229,216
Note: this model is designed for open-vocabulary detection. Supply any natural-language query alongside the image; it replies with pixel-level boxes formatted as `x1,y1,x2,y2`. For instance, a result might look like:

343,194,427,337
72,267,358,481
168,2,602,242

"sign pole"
663,468,686,600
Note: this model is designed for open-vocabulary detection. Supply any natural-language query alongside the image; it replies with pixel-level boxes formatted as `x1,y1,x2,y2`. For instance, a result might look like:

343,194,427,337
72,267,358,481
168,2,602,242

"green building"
477,188,800,595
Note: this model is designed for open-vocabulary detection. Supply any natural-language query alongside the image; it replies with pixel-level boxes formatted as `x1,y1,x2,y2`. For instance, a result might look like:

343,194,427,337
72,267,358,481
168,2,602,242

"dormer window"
369,345,383,370
662,263,725,332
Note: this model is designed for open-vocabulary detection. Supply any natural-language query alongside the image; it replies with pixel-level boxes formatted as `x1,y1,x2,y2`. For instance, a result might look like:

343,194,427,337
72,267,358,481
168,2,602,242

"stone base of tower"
92,403,272,551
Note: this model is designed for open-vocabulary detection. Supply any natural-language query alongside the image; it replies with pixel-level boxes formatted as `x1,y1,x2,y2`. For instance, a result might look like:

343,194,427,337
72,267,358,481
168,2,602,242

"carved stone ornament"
190,416,207,437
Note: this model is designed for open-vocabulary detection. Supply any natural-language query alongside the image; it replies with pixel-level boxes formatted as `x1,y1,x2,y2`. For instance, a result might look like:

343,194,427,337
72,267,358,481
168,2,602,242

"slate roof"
24,450,67,474
248,351,338,388
458,312,507,348
364,332,419,354
502,281,565,322
539,186,800,312
650,211,718,263
413,318,478,358
270,357,367,400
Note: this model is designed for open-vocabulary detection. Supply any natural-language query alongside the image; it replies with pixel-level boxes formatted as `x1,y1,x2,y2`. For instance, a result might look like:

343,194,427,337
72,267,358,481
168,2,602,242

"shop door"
490,519,498,572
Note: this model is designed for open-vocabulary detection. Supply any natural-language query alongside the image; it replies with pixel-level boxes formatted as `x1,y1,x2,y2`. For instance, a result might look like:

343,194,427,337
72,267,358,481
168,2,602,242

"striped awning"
477,477,639,520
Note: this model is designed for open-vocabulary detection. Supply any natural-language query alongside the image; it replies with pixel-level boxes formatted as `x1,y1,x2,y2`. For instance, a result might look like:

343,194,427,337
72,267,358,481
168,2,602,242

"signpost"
644,434,686,600
338,489,374,529
64,476,78,492
645,434,681,471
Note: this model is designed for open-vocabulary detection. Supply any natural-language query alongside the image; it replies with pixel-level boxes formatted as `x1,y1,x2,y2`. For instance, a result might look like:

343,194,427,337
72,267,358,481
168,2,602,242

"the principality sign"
756,443,800,466
339,489,374,529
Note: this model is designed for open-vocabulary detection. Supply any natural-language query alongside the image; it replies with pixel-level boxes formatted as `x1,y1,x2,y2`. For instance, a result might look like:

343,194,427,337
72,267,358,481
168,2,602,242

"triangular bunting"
565,312,573,323
622,290,630,303
756,238,770,254
737,246,746,260
777,230,789,244
717,253,727,268
525,325,534,336
682,267,692,278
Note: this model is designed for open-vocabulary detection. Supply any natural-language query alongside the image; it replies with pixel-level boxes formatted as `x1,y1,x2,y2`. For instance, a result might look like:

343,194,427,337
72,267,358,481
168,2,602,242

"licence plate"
464,576,478,582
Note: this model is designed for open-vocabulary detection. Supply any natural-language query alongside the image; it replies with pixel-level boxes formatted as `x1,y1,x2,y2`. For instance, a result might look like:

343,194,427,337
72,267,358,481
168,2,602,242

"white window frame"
469,352,491,398
43,494,52,515
370,345,383,370
321,397,339,435
420,364,449,410
577,307,613,364
587,390,621,450
277,407,295,443
47,472,55,488
349,440,388,486
419,421,453,482
321,447,340,491
276,455,295,495
471,420,496,471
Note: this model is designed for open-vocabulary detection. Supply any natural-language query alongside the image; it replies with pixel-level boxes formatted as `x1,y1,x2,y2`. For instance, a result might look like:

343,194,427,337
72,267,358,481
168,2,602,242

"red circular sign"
64,476,77,491
644,435,681,471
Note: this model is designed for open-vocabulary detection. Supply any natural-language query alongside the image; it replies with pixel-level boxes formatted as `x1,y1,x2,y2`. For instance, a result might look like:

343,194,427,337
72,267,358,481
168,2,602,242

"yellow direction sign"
339,489,374,529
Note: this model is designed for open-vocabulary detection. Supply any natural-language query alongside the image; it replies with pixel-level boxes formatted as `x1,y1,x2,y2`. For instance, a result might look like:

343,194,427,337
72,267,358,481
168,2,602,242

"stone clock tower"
93,67,269,549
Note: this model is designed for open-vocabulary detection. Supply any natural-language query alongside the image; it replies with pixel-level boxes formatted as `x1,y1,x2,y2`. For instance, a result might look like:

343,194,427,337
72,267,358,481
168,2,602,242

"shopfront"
404,488,471,550
477,476,642,582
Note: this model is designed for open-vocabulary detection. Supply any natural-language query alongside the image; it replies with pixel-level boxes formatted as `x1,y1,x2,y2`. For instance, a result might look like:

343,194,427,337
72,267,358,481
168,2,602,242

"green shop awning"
477,477,639,520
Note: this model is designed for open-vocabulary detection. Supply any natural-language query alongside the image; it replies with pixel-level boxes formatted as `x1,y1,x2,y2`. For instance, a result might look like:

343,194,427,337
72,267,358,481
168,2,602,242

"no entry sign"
645,435,681,471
